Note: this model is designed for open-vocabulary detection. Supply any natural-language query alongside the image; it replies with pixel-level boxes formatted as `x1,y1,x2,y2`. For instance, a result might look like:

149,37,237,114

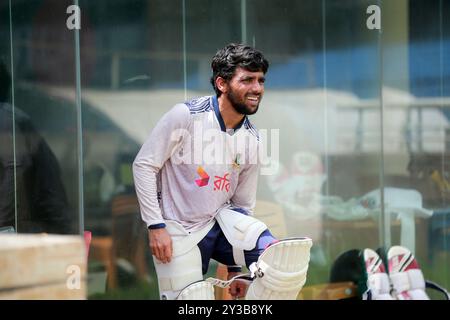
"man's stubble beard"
227,89,260,115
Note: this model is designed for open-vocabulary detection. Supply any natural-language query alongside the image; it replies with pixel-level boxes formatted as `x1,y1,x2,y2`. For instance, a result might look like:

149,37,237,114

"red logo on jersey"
195,166,210,187
214,173,230,192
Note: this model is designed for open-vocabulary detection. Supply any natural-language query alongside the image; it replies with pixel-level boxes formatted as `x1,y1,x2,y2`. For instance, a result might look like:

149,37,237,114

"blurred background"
0,0,449,299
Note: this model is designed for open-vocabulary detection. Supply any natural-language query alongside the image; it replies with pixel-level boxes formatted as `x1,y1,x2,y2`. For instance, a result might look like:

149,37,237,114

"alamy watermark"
366,5,381,31
66,264,81,290
66,5,81,30
65,4,381,34
168,120,279,176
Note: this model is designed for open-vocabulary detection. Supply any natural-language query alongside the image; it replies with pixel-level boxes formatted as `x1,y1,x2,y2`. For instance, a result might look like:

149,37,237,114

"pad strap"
206,273,253,289
368,272,391,296
233,247,246,266
407,269,426,290
390,272,410,293
390,269,428,300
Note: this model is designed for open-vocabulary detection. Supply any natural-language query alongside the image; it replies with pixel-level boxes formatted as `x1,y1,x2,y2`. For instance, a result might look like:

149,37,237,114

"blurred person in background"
0,61,71,234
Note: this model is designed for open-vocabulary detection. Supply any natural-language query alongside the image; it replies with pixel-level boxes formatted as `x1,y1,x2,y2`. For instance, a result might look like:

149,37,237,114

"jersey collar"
212,95,246,133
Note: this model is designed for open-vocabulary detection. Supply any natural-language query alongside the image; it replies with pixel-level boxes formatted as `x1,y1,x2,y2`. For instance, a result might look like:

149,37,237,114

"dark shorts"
197,220,276,275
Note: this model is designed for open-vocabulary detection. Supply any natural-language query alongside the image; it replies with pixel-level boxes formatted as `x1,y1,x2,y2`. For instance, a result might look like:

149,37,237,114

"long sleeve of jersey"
132,103,190,227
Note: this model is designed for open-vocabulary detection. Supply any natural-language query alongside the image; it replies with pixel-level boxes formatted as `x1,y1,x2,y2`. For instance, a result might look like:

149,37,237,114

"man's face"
226,67,265,115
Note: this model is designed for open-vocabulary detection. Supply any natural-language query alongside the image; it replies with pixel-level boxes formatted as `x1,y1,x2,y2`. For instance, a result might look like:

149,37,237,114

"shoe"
387,246,429,300
361,248,394,300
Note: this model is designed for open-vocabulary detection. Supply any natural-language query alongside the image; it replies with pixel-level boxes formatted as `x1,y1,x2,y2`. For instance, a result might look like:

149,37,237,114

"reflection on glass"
5,0,81,234
1,0,448,299
1,61,71,234
241,0,383,290
79,0,186,298
383,0,450,295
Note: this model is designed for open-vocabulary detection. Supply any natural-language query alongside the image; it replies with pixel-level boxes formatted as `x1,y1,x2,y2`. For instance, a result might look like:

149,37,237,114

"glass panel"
0,1,15,233
4,0,447,300
79,0,185,298
184,0,242,94
2,0,80,235
182,0,246,293
384,0,450,296
244,0,382,294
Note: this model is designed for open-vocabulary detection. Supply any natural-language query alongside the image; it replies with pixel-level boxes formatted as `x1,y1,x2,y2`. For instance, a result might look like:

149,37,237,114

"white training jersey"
133,95,261,232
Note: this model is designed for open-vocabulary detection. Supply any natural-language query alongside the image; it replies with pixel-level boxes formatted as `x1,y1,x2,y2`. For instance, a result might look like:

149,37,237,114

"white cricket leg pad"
177,281,215,300
362,248,394,300
153,220,215,300
245,238,313,300
388,246,430,300
154,245,204,300
215,206,267,266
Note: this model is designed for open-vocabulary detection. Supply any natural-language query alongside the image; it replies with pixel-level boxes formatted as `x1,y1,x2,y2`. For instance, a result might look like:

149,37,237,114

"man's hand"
148,228,173,263
227,271,248,299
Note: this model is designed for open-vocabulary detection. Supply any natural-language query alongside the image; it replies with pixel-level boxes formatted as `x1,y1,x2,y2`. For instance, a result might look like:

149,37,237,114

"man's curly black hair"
210,43,269,97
